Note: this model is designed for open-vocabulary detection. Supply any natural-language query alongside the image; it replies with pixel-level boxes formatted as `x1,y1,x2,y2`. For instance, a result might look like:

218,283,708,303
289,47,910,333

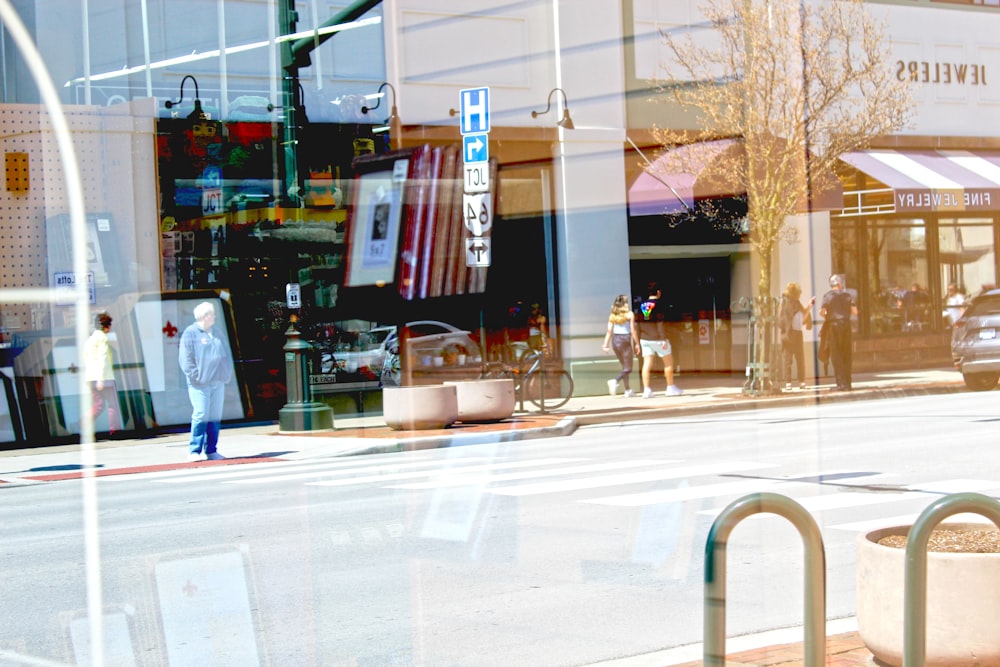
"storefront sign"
895,188,999,212
896,60,987,86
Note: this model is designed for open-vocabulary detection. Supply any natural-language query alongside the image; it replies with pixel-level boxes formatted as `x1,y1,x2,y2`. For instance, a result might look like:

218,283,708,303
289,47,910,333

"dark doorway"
631,256,732,372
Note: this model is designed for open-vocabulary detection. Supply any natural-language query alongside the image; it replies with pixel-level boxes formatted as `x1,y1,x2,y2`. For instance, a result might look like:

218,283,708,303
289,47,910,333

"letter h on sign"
460,87,490,135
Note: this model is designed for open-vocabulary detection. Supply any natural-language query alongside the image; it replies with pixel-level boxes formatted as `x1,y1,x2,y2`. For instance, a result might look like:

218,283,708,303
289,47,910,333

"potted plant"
442,343,466,366
856,521,1000,667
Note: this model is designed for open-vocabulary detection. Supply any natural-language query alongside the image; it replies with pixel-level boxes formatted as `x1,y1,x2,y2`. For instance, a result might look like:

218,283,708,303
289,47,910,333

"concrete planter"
444,379,515,423
382,385,458,431
856,523,1000,667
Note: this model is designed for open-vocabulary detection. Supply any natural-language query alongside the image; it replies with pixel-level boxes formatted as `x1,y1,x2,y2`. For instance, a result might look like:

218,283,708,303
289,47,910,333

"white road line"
386,460,678,490
261,458,586,486
155,456,493,484
699,479,1000,519
583,472,898,507
483,462,775,497
584,479,812,506
833,512,997,533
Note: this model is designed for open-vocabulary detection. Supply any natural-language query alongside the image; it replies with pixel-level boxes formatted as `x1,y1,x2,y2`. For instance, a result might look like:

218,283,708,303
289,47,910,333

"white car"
380,320,483,386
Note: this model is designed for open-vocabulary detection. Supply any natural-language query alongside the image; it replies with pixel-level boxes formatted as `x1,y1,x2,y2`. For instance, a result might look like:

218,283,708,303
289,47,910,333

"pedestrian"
526,300,549,354
178,301,233,461
943,282,967,327
602,294,640,397
778,282,814,390
635,282,683,398
819,274,857,392
83,311,119,436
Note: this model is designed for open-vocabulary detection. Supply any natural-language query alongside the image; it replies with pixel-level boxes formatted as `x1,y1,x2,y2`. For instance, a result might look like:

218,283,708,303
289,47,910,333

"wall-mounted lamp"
361,82,400,127
164,74,209,121
530,87,575,130
361,82,402,148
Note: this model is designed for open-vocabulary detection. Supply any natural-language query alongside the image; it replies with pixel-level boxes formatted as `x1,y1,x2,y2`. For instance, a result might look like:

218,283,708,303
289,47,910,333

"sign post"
459,87,492,268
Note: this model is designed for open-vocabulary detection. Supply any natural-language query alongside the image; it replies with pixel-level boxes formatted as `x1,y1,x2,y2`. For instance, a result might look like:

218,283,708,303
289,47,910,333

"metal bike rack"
703,492,827,667
902,492,1000,667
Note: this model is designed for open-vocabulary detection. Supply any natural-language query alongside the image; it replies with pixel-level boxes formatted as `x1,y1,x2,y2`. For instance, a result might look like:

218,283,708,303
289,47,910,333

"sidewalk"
0,367,965,482
0,367,964,666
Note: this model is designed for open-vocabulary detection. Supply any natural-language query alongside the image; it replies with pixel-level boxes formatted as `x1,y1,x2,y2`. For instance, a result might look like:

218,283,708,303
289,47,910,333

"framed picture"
344,151,414,287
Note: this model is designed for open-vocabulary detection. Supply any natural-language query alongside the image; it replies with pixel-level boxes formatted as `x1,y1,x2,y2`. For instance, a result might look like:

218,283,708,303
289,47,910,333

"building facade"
1,0,998,443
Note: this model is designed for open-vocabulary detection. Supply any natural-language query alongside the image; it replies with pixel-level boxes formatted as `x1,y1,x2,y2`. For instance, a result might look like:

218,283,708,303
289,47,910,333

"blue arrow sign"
463,133,489,163
459,87,490,135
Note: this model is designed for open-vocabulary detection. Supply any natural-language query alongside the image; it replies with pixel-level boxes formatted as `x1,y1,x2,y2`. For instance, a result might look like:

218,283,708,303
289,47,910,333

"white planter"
856,523,1000,667
382,385,458,430
445,379,516,423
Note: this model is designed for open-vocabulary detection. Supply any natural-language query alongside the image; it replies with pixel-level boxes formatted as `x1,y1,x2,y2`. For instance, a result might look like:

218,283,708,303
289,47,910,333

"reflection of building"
2,1,1000,442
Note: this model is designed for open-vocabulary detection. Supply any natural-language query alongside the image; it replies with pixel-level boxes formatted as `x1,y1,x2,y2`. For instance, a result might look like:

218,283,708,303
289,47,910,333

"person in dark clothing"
635,282,682,398
900,282,930,331
820,275,858,391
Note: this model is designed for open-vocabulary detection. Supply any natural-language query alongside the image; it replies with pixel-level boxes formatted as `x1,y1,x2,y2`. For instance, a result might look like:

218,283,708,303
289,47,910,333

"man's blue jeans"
187,382,225,455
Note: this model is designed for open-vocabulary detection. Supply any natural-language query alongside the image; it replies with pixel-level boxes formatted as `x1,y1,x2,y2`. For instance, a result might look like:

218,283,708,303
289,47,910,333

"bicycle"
480,343,574,410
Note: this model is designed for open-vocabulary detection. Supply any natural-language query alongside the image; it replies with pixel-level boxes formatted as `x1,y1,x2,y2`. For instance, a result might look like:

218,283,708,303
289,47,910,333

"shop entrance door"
631,257,732,372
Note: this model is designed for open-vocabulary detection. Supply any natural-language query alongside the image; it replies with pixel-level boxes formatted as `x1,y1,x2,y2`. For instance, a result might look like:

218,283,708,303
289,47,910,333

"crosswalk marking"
262,458,584,487
386,460,677,490
483,461,774,497
157,456,497,484
585,479,812,507
141,454,1000,537
584,472,899,507
833,512,997,533
699,479,1000,519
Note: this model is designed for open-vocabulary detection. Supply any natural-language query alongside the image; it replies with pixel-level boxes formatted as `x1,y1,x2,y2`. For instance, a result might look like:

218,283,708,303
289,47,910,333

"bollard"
278,322,333,432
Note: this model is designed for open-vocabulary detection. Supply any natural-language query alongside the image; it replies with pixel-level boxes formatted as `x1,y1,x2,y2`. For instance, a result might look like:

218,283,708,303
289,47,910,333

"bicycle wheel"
379,349,401,387
522,368,573,410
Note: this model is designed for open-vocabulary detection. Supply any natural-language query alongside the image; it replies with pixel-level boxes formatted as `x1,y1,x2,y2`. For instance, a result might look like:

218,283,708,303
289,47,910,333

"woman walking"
779,282,814,389
602,294,640,397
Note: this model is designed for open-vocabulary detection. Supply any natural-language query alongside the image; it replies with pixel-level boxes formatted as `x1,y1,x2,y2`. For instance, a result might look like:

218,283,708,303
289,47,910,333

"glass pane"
940,218,995,328
866,220,929,334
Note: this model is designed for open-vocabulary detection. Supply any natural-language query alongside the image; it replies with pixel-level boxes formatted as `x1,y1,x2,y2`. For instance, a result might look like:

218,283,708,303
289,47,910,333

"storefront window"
863,219,930,334
939,218,996,326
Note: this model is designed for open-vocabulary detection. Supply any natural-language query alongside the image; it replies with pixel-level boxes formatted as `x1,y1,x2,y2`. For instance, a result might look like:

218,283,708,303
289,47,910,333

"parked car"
321,325,397,381
380,320,483,386
951,288,1000,390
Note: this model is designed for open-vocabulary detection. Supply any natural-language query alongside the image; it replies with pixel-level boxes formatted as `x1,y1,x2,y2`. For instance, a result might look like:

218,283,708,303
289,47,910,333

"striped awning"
839,149,1000,213
628,138,843,218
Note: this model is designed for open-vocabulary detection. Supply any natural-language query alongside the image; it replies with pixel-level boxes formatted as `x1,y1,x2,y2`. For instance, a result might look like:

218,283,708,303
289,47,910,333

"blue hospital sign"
459,87,490,135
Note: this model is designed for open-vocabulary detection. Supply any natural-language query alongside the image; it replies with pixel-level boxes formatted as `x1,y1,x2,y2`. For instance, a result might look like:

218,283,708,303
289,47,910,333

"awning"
839,149,1000,213
628,138,842,218
628,140,737,217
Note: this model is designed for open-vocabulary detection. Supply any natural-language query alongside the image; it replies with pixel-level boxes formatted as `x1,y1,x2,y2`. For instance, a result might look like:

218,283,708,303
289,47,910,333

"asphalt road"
1,390,997,666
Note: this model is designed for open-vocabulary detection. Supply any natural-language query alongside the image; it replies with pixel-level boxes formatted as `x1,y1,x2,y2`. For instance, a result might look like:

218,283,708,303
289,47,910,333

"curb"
570,381,966,428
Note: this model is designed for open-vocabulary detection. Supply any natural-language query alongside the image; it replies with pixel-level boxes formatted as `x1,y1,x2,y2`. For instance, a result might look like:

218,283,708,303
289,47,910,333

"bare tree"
651,0,912,298
649,0,912,393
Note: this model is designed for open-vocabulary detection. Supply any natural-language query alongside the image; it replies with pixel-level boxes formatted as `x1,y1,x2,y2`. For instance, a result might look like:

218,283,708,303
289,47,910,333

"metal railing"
703,492,827,667
702,491,1000,667
903,492,1000,667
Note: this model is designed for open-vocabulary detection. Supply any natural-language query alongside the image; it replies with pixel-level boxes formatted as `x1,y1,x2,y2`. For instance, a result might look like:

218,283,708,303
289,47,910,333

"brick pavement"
668,631,873,666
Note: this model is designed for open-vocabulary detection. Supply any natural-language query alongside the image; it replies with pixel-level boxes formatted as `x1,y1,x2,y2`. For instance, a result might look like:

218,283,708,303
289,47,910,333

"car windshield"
965,295,1000,317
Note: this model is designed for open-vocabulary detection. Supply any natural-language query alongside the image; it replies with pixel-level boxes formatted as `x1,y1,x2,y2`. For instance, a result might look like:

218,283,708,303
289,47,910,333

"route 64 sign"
462,193,492,236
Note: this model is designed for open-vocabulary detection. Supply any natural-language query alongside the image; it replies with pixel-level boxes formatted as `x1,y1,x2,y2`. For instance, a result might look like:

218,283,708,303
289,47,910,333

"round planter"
856,523,1000,667
382,385,458,430
444,379,515,423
